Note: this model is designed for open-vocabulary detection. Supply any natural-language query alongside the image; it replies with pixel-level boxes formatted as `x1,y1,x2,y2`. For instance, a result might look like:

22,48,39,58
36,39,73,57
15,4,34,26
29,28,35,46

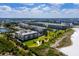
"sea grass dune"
59,28,79,56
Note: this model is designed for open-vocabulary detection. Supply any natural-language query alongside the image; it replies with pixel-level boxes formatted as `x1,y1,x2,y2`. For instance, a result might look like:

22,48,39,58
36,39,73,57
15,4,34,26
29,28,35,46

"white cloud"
61,9,79,18
23,3,35,6
0,4,79,18
39,4,46,7
0,5,12,11
31,9,43,14
50,3,64,9
42,7,51,11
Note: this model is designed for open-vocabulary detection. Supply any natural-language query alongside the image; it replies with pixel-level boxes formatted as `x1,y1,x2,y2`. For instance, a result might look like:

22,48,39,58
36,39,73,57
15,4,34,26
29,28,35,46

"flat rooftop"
34,22,68,26
31,25,46,29
16,29,38,36
19,23,46,29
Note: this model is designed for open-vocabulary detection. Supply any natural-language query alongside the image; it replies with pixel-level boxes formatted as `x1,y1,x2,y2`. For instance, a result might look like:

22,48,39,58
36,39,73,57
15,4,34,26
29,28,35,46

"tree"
23,45,28,50
43,29,48,36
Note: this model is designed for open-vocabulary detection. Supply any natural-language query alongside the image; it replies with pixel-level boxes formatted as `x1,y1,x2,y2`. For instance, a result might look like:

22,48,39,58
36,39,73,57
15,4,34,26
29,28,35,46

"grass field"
23,36,47,47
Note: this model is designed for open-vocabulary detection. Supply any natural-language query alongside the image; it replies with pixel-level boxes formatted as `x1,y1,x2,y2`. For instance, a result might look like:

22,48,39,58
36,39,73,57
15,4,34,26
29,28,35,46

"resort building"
29,22,72,30
19,23,30,29
30,25,47,33
18,23,47,34
15,29,41,41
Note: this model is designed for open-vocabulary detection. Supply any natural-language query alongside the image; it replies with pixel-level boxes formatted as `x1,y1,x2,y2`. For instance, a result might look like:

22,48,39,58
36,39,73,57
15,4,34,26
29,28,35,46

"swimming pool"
0,28,9,33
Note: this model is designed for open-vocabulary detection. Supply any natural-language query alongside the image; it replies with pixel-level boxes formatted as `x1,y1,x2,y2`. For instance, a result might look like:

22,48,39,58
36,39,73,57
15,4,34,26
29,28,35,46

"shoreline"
50,29,74,48
57,30,74,48
58,28,79,56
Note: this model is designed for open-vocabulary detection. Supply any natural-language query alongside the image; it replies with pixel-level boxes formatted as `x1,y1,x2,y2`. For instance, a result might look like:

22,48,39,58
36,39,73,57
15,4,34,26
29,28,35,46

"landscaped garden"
23,28,68,47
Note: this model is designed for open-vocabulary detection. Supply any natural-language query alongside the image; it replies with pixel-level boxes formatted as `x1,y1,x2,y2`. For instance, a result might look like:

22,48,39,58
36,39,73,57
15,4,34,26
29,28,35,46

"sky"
0,3,79,18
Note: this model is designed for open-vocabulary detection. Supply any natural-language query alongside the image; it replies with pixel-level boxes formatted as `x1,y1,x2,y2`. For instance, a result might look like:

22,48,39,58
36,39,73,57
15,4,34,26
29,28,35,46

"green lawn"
0,34,5,37
23,36,47,47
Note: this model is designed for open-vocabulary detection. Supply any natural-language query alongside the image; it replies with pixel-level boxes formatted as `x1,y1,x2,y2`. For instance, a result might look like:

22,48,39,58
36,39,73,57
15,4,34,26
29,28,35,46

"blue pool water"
0,28,9,32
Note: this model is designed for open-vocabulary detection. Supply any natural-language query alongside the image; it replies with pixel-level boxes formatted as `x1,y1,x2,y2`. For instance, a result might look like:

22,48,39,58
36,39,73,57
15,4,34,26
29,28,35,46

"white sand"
59,28,79,56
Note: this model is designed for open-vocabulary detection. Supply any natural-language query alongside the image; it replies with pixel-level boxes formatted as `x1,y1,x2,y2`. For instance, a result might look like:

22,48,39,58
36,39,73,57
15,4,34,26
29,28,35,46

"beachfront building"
30,25,47,33
30,22,72,30
19,23,30,29
18,23,47,34
15,29,41,41
47,23,72,30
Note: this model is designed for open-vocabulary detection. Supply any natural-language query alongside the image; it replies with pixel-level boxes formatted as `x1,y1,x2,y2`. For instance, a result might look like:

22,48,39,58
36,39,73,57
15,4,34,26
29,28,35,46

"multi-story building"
15,29,41,41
